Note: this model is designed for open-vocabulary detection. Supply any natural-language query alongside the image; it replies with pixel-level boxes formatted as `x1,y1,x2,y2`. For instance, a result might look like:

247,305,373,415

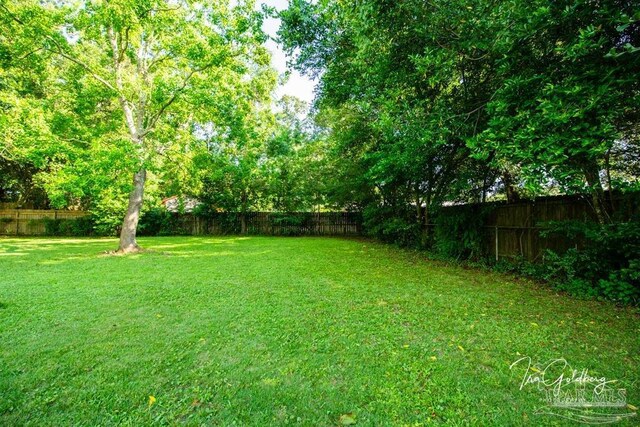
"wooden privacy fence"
433,192,640,262
173,212,362,236
2,193,637,262
0,209,88,236
0,210,362,237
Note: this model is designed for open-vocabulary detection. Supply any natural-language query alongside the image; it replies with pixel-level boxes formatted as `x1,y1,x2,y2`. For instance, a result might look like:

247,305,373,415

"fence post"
495,226,499,262
15,210,19,236
343,212,346,235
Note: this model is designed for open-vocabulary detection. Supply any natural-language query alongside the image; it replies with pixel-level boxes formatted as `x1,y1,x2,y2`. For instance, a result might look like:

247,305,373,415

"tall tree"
2,0,272,251
280,0,497,241
281,0,640,236
470,0,640,222
0,1,64,208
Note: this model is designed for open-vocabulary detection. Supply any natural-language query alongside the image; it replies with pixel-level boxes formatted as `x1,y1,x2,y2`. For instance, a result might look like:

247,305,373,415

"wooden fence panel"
193,212,363,236
0,209,88,236
0,210,362,237
440,193,639,262
2,192,636,264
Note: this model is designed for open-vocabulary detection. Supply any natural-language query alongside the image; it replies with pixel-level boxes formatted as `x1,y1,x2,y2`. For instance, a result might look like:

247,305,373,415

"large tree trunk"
240,192,248,235
503,170,520,203
583,161,610,224
240,213,247,235
118,168,147,253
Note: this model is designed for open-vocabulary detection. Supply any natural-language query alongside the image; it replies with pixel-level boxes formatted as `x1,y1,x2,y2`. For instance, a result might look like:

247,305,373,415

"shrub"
42,217,95,236
362,205,421,247
138,208,193,236
90,190,129,236
137,208,172,236
539,220,640,304
432,205,493,261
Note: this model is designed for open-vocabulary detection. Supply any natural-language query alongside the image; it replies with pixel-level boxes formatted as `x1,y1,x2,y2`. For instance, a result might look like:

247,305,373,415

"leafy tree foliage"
2,0,639,262
1,0,275,250
280,0,640,242
195,95,329,231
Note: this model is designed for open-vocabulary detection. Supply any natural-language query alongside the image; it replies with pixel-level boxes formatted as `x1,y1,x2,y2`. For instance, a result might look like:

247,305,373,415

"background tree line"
280,0,640,303
279,0,639,237
2,0,639,248
0,0,330,250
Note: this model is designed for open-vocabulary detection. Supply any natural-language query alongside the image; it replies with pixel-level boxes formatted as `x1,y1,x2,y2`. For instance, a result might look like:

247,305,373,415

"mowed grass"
0,237,638,426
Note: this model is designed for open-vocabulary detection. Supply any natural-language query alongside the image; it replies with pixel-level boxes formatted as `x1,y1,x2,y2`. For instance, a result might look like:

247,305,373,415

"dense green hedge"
361,204,494,259
42,217,95,236
137,208,194,236
362,205,422,248
431,205,493,261
535,221,640,304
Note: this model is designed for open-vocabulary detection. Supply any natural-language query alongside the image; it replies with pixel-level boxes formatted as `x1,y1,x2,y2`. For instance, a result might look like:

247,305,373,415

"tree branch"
118,26,131,63
107,26,139,140
0,4,24,25
18,47,45,61
143,60,221,135
45,36,118,93
1,4,119,95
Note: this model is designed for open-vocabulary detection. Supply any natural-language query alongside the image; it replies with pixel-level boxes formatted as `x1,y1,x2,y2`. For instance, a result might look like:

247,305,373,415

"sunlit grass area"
1,237,638,426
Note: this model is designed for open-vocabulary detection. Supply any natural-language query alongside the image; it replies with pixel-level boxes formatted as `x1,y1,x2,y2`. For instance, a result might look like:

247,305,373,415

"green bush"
137,208,171,236
362,205,421,247
138,208,193,236
489,221,639,305
90,190,130,236
539,220,640,304
432,205,493,261
42,217,95,236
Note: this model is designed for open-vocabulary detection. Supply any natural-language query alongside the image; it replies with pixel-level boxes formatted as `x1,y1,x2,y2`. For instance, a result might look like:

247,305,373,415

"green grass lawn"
0,237,638,426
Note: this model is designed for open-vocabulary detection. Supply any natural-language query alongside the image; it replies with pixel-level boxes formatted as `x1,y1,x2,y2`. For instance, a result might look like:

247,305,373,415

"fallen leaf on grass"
148,395,156,408
339,413,356,425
